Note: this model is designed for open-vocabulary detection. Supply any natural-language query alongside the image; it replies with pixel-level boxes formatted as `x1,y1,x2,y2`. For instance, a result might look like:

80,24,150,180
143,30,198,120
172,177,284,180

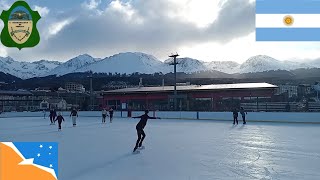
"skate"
132,147,140,154
138,146,145,150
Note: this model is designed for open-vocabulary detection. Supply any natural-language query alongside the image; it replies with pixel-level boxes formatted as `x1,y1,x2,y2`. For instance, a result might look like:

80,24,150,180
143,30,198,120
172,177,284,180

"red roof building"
101,83,278,111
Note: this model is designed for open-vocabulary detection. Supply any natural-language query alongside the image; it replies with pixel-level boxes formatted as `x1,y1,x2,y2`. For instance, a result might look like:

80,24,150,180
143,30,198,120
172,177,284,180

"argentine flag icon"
256,0,320,41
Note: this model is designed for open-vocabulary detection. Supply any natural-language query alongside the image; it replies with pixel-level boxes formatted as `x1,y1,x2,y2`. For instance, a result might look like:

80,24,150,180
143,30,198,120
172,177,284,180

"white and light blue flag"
256,0,320,41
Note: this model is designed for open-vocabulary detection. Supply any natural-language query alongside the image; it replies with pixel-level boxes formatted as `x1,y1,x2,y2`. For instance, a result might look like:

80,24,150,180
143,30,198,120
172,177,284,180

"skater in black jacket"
239,107,247,124
109,107,114,123
54,112,65,131
232,108,239,125
49,109,57,125
132,110,160,152
70,108,78,127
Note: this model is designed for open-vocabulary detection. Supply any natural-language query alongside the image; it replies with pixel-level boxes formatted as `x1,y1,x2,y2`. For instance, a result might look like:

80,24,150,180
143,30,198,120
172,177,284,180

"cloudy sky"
1,0,320,63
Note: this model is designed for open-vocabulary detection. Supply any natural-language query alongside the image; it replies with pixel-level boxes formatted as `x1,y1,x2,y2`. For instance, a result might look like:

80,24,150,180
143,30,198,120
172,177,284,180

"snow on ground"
1,116,320,180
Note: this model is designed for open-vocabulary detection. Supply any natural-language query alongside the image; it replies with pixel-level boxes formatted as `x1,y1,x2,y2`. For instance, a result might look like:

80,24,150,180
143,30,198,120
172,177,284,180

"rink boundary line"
1,116,320,124
148,117,320,124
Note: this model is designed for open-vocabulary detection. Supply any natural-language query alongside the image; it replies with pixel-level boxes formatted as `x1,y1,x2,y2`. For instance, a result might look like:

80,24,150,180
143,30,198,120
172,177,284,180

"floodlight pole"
169,53,179,111
88,72,93,110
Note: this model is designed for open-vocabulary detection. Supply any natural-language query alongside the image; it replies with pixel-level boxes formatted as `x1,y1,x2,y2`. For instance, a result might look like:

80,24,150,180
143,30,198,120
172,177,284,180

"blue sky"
1,0,320,63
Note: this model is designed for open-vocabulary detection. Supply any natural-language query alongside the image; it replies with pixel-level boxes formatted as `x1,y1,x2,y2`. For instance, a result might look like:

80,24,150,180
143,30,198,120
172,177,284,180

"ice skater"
132,110,161,153
49,109,57,125
239,107,247,124
70,108,78,127
232,108,238,125
102,108,108,123
43,110,46,119
109,107,114,123
54,112,65,131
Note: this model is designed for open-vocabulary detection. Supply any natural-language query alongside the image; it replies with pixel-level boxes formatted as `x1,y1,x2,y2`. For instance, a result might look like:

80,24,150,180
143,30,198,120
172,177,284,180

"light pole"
169,53,179,111
88,71,93,110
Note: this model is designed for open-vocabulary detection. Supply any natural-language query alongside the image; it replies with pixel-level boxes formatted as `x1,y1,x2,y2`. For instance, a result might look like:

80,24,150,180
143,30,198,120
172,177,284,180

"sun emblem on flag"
283,15,294,26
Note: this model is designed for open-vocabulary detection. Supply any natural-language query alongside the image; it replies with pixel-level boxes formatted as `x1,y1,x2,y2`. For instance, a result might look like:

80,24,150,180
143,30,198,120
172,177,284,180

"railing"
240,102,320,112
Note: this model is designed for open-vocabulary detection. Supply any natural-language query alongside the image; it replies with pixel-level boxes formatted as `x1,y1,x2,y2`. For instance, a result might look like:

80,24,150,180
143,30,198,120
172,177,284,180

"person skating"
132,110,161,152
49,109,57,125
102,108,108,123
232,108,239,125
239,107,247,124
109,107,114,123
54,112,65,131
43,110,46,119
70,108,78,127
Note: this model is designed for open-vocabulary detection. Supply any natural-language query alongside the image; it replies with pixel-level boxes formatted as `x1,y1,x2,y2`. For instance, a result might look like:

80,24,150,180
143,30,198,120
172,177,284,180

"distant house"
65,82,85,92
40,100,49,110
40,99,67,110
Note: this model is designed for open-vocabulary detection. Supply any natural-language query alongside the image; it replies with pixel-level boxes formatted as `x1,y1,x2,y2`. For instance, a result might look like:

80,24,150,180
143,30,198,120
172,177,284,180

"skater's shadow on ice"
229,124,246,130
229,125,237,129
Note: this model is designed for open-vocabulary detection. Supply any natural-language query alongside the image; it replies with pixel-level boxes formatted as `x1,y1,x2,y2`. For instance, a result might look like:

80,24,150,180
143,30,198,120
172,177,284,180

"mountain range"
1,52,320,79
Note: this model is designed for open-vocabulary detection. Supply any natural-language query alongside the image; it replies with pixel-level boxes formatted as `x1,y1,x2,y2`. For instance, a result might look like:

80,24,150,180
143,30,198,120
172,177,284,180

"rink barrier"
1,111,320,123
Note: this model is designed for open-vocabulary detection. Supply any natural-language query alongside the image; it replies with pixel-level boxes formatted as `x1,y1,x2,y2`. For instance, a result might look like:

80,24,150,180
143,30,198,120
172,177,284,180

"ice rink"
1,116,320,180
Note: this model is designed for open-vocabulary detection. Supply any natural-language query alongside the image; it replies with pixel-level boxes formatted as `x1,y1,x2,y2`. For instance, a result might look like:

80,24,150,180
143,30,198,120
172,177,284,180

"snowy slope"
0,57,61,79
238,55,314,73
164,57,208,73
239,55,285,73
309,58,320,68
76,52,168,74
47,54,98,76
1,115,320,180
205,61,240,74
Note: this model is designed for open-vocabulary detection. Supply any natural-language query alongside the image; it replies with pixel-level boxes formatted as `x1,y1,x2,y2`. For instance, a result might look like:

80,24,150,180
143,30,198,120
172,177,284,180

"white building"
40,99,67,110
65,82,85,92
276,84,298,98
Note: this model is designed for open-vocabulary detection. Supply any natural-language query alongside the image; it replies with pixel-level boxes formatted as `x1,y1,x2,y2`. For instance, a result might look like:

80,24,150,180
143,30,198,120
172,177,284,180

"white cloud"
0,45,8,57
46,18,75,39
82,0,101,10
164,0,221,28
34,6,50,17
106,0,143,23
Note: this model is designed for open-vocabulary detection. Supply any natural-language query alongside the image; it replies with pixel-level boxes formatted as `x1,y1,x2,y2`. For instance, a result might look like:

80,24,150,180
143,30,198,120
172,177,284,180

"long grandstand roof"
103,83,277,94
0,90,32,96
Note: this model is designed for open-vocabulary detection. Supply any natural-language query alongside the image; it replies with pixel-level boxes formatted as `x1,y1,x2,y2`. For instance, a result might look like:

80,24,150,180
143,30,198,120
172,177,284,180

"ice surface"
1,116,320,180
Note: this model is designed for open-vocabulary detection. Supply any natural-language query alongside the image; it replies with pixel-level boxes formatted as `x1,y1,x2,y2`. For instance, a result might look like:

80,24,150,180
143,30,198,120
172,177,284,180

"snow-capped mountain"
239,55,315,73
1,52,320,79
47,54,99,76
0,57,61,79
205,61,240,74
76,52,168,74
164,58,208,73
239,55,284,73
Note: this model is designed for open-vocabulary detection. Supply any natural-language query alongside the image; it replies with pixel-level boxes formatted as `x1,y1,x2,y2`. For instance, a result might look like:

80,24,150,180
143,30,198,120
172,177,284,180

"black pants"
110,115,113,122
135,127,146,149
233,116,238,124
58,122,62,129
102,114,106,122
242,115,246,124
50,116,55,123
